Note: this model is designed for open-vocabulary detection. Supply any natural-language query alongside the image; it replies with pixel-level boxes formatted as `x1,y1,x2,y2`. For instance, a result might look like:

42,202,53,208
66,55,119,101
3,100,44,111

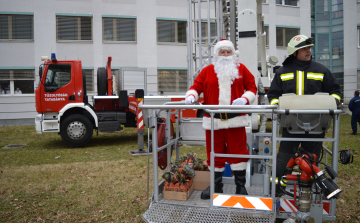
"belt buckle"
219,113,228,121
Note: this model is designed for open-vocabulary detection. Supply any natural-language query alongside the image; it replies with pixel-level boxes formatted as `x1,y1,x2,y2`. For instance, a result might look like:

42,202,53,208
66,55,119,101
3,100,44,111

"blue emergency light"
51,53,57,61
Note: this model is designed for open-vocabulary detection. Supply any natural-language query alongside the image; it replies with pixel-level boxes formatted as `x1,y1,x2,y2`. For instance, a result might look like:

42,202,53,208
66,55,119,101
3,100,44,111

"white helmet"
287,35,314,55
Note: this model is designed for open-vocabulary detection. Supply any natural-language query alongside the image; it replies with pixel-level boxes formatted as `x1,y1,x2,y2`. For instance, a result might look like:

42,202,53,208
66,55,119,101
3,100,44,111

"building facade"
0,0,358,126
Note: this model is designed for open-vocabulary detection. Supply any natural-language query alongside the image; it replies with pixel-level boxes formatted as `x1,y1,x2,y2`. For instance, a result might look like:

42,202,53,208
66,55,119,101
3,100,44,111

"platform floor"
158,184,268,208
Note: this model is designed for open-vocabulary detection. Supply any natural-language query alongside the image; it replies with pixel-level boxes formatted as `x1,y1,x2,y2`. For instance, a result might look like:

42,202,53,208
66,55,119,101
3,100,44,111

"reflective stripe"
307,72,324,81
331,94,341,101
296,70,304,95
279,199,331,214
270,99,279,105
280,73,294,81
269,176,287,186
213,195,273,211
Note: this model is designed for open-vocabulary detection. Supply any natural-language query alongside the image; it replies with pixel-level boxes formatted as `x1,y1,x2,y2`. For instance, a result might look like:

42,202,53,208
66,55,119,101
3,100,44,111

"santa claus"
185,39,257,199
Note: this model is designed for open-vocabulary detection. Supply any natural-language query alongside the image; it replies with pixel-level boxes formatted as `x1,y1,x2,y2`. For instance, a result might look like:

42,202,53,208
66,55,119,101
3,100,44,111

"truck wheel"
97,67,107,95
60,114,93,147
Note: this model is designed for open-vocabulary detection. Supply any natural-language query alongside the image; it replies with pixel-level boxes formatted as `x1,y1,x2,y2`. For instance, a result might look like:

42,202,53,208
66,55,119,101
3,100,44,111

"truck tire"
97,67,107,95
60,114,93,147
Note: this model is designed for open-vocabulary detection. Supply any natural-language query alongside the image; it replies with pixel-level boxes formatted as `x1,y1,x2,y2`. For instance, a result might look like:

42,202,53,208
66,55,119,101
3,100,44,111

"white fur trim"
185,90,199,101
214,40,235,55
241,91,256,104
217,75,231,105
230,162,247,171
202,115,250,130
215,167,225,172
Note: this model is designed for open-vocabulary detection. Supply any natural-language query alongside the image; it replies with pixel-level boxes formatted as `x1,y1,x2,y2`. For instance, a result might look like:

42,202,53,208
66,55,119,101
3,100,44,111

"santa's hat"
214,39,240,58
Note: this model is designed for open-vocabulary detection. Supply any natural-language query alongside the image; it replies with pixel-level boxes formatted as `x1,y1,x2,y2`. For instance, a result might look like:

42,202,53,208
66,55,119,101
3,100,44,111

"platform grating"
142,202,275,223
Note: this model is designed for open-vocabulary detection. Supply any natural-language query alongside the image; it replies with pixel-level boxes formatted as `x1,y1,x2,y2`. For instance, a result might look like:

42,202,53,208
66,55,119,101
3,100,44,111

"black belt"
204,111,242,121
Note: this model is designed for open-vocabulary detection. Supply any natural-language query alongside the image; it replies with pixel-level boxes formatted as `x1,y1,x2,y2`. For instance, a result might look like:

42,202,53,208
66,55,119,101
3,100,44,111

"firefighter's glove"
185,95,195,105
232,97,247,105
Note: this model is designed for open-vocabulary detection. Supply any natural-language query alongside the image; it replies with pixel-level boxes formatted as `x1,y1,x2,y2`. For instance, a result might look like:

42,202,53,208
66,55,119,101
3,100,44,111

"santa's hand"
185,95,195,105
232,98,248,105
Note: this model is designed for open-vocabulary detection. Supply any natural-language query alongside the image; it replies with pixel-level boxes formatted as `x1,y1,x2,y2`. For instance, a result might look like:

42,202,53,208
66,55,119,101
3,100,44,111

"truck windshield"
44,64,71,91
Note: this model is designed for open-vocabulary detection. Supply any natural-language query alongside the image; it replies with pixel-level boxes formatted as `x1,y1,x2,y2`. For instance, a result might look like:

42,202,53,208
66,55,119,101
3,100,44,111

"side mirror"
39,65,43,80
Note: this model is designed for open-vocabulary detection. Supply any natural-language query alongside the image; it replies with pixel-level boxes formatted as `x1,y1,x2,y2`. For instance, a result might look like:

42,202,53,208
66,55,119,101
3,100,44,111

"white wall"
263,1,311,66
0,0,189,125
343,0,358,104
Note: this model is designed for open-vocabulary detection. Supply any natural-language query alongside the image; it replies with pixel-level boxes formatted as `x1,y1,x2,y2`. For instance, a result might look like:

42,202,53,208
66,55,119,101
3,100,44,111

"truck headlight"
35,114,43,122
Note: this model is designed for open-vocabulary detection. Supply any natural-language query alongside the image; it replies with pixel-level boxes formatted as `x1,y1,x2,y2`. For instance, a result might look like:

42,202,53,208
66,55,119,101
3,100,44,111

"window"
83,69,94,94
0,69,35,95
157,20,187,43
0,14,33,40
44,64,71,92
198,22,217,45
276,27,299,47
358,70,360,90
56,16,92,41
103,17,136,42
158,69,187,94
276,0,298,6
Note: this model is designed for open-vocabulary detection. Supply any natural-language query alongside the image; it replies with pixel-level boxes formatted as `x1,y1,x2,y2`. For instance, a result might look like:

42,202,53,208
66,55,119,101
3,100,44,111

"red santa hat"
214,39,240,58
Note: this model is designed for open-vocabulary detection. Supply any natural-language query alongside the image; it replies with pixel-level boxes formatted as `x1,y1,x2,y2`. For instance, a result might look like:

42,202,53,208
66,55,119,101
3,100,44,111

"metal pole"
230,0,236,45
188,0,194,86
176,109,180,160
216,0,221,41
330,114,340,217
198,0,202,70
271,111,277,200
152,109,159,202
166,109,171,169
210,112,215,208
207,0,211,64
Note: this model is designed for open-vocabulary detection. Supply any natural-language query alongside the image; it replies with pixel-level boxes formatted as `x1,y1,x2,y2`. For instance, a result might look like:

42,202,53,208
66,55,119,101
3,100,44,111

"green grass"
0,114,359,222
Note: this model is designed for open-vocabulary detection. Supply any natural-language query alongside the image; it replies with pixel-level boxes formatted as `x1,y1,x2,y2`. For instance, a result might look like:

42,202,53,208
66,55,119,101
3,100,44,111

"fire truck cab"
35,54,142,147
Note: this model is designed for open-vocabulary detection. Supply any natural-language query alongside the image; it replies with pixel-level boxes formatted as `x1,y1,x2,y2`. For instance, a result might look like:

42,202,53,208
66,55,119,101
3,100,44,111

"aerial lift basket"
278,93,337,134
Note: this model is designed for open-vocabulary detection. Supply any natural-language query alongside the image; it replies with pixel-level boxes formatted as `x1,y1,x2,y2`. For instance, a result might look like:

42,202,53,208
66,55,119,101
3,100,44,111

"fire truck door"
40,63,75,113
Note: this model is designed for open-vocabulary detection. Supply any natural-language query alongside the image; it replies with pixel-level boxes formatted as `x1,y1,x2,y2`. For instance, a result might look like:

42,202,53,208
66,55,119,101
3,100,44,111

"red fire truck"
35,54,145,147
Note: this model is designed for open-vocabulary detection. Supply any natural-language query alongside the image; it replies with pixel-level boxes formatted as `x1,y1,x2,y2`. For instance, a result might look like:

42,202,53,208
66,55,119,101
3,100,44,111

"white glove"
232,97,247,105
185,95,195,105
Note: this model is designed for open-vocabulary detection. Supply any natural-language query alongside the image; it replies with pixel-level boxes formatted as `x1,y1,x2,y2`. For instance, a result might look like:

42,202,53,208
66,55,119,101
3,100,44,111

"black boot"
233,170,248,195
200,171,223,200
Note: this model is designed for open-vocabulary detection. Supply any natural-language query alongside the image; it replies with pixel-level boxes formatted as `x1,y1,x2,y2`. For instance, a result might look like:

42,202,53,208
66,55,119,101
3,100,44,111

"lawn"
0,114,358,222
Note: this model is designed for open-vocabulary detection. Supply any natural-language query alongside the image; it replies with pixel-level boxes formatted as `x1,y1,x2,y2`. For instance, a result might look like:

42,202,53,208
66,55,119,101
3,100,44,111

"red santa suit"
185,63,257,171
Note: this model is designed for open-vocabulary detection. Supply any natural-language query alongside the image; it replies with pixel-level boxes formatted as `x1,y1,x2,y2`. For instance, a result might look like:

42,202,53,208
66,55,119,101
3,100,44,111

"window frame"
102,16,137,43
157,68,188,94
358,26,360,48
82,68,94,94
276,26,300,48
56,14,93,42
0,68,35,96
197,21,217,45
156,18,187,45
276,0,299,7
0,13,34,41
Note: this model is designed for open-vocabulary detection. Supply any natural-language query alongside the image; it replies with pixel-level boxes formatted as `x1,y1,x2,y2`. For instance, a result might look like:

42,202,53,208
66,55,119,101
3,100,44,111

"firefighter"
267,34,341,196
348,90,360,135
185,39,257,199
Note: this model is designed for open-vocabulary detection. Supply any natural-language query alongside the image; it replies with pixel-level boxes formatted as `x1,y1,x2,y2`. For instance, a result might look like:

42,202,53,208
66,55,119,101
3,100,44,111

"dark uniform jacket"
268,55,341,105
349,96,360,113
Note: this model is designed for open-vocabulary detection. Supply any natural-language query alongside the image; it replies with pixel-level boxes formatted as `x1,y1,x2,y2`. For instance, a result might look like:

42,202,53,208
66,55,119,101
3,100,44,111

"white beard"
214,55,239,105
214,55,239,83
